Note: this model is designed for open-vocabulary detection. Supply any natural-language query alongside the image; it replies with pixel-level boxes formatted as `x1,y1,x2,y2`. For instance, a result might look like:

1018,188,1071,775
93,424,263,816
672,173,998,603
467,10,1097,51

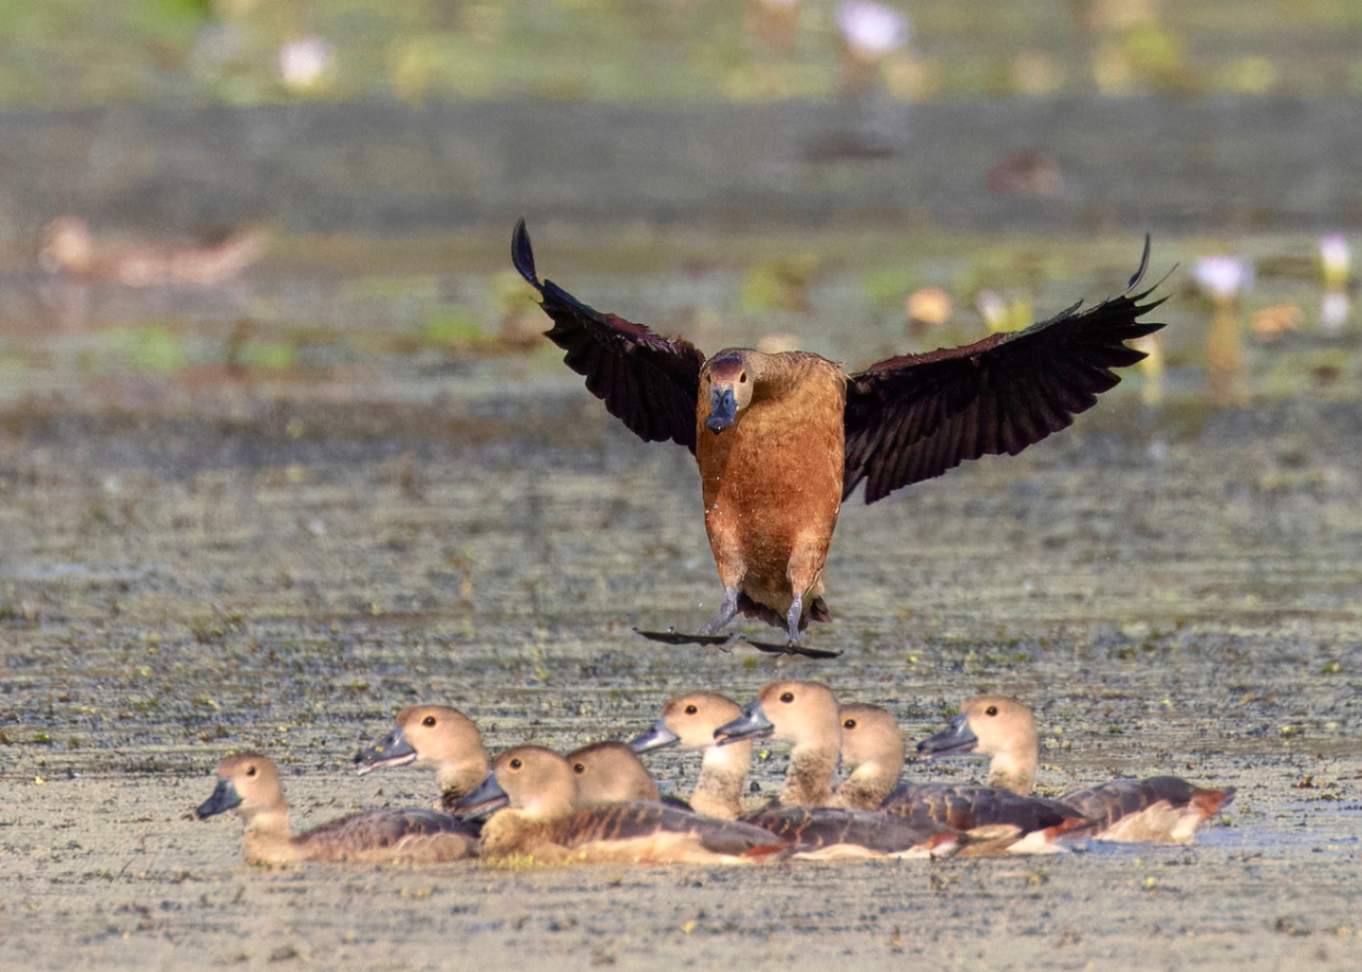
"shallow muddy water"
2,224,1361,970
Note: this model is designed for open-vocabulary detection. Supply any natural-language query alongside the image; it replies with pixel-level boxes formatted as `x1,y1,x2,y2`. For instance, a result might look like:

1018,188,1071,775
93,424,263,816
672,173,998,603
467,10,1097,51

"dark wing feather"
558,801,780,856
843,237,1165,503
300,808,478,849
885,783,1087,835
513,219,706,452
1060,776,1233,831
742,806,951,854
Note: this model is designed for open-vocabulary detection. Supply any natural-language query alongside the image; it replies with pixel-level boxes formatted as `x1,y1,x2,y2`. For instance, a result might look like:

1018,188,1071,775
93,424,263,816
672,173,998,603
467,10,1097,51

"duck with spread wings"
512,220,1164,648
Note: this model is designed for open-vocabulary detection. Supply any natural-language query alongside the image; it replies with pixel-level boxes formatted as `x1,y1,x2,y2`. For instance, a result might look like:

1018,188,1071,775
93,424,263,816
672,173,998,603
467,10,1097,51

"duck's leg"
702,586,741,636
784,596,804,646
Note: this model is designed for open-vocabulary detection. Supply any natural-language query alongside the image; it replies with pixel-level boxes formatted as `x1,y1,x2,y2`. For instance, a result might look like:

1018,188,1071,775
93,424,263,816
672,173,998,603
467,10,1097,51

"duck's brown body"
480,801,783,865
696,353,845,626
244,808,476,866
1059,777,1234,844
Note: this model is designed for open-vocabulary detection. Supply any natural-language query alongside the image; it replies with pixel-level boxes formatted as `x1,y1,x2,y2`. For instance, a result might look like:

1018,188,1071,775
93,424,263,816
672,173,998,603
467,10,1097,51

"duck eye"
509,758,522,770
246,766,257,777
739,372,747,383
685,704,698,715
422,716,436,727
843,719,857,730
986,706,998,717
780,692,794,704
573,763,586,774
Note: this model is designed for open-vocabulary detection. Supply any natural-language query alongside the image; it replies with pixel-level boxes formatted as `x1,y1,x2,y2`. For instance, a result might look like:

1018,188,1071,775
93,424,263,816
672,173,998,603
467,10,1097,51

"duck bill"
916,715,979,760
629,720,681,754
705,387,737,433
453,772,510,819
196,779,242,819
713,700,773,746
353,727,417,776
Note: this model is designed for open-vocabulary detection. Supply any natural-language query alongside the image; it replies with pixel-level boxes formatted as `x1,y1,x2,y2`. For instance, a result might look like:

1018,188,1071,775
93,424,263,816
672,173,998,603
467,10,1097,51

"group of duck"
195,681,1235,867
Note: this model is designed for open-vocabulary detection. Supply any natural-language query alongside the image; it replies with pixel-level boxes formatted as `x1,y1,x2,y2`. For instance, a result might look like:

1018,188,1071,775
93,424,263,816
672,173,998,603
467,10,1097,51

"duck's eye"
739,372,747,384
246,766,257,777
573,763,586,774
986,706,998,717
843,718,857,730
509,758,522,770
422,715,436,727
685,704,698,715
780,692,794,704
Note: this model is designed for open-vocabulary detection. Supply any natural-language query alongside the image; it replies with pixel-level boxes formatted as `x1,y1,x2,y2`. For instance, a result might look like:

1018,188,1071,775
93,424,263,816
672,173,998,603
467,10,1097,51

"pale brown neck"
480,809,549,857
436,757,490,802
834,761,898,811
521,789,577,821
987,750,1037,795
782,742,838,807
693,742,751,819
240,804,294,863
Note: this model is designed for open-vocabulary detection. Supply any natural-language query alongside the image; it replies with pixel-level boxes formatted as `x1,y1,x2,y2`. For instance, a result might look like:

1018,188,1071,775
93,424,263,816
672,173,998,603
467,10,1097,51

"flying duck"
513,220,1164,648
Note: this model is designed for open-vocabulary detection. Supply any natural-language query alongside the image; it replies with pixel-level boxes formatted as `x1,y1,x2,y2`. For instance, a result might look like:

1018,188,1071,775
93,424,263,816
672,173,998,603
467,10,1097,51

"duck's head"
566,740,659,805
354,704,485,780
455,745,576,819
838,703,904,773
196,752,282,821
631,691,744,753
918,695,1035,761
714,680,840,748
701,350,759,434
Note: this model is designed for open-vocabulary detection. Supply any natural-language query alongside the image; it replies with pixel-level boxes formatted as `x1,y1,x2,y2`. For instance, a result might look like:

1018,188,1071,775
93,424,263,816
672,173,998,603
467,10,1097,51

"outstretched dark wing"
513,219,707,452
843,238,1166,503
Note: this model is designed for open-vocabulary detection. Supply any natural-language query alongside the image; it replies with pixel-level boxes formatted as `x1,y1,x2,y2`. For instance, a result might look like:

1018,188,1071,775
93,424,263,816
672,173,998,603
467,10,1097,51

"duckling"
354,705,488,812
514,221,1164,647
566,741,662,805
629,691,753,819
631,690,962,859
718,682,1092,854
196,753,476,866
454,746,785,865
917,696,1235,844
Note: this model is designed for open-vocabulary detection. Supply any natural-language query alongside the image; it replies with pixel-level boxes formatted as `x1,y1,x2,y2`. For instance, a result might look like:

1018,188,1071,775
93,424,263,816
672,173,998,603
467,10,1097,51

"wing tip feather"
511,217,540,288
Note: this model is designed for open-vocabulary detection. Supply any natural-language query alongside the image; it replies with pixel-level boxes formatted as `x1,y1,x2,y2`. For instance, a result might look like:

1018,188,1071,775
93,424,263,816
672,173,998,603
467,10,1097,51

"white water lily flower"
1193,255,1253,305
279,37,335,92
837,1,910,62
1319,234,1351,287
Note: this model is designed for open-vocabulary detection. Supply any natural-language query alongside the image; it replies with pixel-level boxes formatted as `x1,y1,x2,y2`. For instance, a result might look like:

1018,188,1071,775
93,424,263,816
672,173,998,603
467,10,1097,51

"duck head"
701,350,758,433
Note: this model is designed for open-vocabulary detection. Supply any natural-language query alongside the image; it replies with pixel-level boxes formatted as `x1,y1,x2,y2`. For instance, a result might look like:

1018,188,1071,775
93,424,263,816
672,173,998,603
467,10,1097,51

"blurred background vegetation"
3,0,1360,107
0,1,1358,411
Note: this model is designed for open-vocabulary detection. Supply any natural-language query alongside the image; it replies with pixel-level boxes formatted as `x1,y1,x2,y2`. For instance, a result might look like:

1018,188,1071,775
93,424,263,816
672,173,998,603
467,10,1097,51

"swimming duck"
39,216,269,287
630,690,963,859
716,681,1092,853
514,220,1164,646
354,705,488,812
454,745,785,864
917,695,1236,844
629,691,754,819
196,752,476,866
